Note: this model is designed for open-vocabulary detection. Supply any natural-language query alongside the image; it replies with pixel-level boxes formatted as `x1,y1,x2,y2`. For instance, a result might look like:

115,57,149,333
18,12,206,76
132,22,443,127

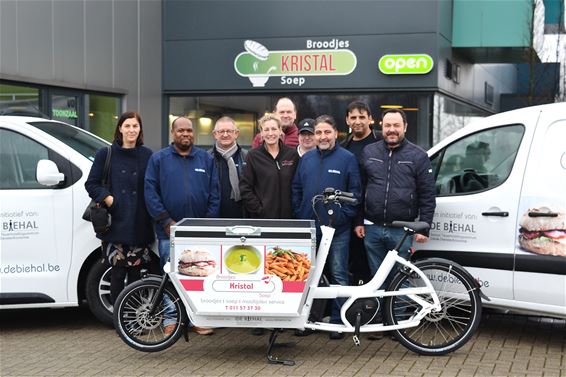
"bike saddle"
391,221,430,234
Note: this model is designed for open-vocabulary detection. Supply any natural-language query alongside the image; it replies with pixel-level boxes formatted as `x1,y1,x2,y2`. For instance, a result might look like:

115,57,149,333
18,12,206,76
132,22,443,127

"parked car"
415,102,566,319
0,116,153,325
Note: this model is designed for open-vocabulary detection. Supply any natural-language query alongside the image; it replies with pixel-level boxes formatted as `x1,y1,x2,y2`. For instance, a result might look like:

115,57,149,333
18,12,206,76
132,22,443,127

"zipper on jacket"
183,156,193,215
383,149,393,222
273,154,281,217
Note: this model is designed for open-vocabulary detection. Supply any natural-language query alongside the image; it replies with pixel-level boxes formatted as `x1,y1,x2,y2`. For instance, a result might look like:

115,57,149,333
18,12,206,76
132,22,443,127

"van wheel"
85,260,114,326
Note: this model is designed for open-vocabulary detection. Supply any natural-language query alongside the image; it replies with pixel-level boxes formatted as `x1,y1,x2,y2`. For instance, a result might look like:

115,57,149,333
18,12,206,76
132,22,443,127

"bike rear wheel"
113,277,186,352
384,259,482,355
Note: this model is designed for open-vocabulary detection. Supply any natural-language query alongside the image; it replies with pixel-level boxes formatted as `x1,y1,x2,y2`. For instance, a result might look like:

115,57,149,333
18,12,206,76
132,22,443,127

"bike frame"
302,225,442,334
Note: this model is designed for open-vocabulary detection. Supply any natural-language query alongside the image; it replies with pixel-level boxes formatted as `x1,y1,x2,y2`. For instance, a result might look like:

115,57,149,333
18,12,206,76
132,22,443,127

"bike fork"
148,273,170,317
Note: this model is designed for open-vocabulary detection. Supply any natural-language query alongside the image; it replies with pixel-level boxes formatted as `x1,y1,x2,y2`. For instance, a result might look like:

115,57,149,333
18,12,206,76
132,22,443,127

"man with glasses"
296,118,316,157
209,116,247,218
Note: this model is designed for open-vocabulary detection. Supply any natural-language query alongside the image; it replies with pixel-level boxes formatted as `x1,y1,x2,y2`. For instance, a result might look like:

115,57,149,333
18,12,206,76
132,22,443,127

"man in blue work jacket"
292,114,361,340
145,116,220,335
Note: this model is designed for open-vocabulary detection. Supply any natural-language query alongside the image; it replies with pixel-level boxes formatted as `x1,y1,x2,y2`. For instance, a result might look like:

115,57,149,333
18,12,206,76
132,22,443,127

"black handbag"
83,146,112,234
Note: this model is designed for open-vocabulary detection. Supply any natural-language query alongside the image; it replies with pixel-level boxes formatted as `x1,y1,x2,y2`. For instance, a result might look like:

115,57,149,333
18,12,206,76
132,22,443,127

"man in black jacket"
341,100,382,285
341,100,381,157
355,108,436,281
209,116,247,218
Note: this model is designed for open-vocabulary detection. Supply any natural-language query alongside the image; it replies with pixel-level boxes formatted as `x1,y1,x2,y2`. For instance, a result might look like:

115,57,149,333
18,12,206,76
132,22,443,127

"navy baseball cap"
298,118,315,134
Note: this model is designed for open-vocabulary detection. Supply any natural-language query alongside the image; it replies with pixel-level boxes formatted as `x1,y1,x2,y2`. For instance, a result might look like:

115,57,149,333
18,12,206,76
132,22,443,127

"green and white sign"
52,108,78,119
378,54,434,75
234,40,357,87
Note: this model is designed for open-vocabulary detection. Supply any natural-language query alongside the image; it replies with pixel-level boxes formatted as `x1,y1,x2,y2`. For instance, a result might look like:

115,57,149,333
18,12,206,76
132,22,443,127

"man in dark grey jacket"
355,108,436,279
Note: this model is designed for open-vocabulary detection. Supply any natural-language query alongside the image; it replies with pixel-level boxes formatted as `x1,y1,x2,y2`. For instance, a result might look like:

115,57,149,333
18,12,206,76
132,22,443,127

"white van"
416,102,566,318
0,116,139,325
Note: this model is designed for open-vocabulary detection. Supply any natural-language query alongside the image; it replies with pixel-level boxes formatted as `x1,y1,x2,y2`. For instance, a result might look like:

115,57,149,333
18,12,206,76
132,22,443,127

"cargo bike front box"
170,218,317,329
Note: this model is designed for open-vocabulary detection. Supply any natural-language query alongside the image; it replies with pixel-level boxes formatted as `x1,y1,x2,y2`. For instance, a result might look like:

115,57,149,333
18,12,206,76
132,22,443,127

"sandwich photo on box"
178,249,217,276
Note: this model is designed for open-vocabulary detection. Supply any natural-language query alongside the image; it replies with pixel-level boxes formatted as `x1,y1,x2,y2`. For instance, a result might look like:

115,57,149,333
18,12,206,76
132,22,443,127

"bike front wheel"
384,258,482,355
113,277,186,352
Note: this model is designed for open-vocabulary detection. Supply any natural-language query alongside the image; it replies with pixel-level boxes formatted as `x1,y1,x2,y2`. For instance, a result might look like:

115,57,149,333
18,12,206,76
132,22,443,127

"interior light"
199,117,212,128
88,112,94,117
380,105,403,109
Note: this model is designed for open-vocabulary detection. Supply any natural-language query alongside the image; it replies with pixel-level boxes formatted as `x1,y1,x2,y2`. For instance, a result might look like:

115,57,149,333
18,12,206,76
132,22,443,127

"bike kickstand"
266,329,295,366
183,323,190,343
353,312,362,347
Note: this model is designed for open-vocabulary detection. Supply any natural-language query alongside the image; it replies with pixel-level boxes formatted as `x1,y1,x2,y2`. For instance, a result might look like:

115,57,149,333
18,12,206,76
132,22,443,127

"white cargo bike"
114,188,483,365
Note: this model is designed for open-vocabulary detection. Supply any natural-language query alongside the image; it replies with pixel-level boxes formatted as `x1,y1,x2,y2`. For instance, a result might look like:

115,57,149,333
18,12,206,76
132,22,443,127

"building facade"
1,0,561,150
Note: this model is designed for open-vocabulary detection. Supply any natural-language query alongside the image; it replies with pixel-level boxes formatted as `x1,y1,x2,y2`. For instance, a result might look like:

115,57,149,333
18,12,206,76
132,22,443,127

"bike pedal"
352,335,361,347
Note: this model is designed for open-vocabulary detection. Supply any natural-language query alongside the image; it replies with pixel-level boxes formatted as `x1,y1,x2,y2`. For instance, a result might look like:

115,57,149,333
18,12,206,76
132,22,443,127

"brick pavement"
0,307,564,376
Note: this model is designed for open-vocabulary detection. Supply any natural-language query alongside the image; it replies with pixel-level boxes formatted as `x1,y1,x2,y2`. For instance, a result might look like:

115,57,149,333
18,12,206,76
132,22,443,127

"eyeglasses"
214,129,236,135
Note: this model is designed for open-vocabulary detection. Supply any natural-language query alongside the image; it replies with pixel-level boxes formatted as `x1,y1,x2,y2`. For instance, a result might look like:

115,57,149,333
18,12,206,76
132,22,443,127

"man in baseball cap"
297,118,316,157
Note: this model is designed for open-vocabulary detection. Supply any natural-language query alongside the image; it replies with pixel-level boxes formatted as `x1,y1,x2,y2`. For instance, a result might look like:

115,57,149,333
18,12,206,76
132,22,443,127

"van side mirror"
36,159,65,186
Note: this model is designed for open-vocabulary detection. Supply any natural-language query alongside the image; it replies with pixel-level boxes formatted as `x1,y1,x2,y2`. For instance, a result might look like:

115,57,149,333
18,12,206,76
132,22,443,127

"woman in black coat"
85,111,154,304
240,113,299,219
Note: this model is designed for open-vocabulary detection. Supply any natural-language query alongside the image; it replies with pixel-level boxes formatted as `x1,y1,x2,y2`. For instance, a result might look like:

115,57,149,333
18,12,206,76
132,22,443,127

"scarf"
216,142,241,201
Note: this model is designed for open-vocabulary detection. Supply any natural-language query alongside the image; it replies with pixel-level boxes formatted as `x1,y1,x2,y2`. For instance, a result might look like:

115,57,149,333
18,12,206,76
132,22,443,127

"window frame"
431,124,525,197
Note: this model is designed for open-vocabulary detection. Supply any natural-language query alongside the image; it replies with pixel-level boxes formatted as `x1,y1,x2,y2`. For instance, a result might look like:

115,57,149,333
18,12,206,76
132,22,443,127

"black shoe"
329,331,345,340
368,333,384,341
251,328,265,336
294,328,315,337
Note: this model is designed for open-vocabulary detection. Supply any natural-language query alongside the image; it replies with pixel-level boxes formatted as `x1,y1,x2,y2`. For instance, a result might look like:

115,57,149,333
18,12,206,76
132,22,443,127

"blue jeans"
364,224,413,289
325,229,350,324
158,238,177,327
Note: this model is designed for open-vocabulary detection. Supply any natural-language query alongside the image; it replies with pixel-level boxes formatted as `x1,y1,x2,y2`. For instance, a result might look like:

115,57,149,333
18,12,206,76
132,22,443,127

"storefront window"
51,93,80,127
87,94,121,142
432,94,490,145
169,93,432,148
0,82,41,116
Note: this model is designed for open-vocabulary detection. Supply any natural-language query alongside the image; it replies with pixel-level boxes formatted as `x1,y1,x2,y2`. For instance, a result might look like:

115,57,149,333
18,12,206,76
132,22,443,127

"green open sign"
378,54,434,75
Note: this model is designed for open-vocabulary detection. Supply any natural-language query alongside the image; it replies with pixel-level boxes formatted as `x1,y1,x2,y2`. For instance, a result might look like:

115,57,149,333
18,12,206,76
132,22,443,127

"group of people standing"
85,96,436,340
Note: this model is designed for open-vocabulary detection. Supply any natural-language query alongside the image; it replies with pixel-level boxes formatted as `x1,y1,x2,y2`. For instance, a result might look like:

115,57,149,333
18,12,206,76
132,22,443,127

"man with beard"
341,101,382,285
145,116,220,336
355,109,436,286
292,115,361,340
251,97,299,148
341,100,381,156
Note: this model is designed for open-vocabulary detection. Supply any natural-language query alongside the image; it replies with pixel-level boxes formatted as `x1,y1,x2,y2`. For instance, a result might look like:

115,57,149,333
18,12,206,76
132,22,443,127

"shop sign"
52,108,78,119
378,54,434,75
234,40,357,87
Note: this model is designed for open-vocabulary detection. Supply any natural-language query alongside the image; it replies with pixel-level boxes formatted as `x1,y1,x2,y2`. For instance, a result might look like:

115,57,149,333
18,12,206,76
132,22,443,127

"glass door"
50,90,83,127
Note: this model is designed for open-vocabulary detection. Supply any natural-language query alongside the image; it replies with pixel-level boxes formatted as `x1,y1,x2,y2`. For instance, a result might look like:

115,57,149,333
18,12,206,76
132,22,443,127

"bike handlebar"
315,188,358,205
333,194,357,205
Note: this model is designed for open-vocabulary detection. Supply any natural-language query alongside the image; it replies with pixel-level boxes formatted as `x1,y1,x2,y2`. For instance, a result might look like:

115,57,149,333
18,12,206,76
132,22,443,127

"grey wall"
0,0,163,150
164,0,440,41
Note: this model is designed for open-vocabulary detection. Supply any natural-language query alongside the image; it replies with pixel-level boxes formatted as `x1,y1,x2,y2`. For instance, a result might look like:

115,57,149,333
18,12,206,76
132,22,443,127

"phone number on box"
225,305,261,311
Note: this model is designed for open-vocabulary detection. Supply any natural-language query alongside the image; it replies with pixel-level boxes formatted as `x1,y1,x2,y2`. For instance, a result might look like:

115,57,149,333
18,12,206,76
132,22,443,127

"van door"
420,123,529,301
0,129,73,305
514,113,566,314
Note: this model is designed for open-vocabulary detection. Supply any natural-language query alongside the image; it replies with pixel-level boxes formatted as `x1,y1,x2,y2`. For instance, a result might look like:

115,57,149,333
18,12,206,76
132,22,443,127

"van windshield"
28,121,109,161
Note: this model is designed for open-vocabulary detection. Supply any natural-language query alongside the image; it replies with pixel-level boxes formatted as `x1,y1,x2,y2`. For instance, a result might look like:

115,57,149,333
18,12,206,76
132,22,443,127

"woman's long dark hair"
113,111,144,146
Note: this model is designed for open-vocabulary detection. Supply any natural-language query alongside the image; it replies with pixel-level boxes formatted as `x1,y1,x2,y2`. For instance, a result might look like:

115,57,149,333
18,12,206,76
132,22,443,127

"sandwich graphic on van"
518,208,566,257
